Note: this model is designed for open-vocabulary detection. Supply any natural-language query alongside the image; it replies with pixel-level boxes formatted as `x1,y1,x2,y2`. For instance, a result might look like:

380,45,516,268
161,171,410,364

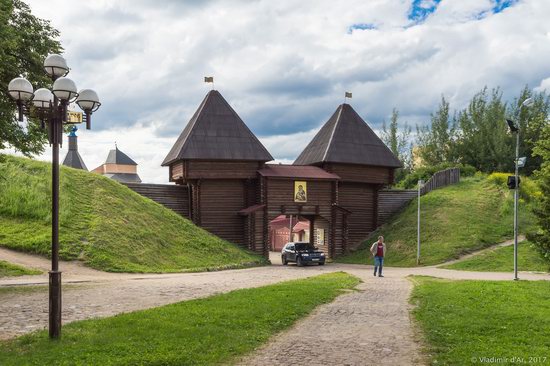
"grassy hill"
337,176,539,267
0,155,266,273
441,241,549,272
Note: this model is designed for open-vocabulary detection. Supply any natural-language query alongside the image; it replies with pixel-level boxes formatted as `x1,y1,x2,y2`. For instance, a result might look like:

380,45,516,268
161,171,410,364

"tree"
381,108,412,167
0,0,61,155
509,86,550,175
415,96,457,166
455,87,511,172
531,122,550,264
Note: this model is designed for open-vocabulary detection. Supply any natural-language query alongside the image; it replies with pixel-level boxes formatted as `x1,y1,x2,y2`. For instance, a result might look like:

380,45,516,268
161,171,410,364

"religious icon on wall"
294,181,307,202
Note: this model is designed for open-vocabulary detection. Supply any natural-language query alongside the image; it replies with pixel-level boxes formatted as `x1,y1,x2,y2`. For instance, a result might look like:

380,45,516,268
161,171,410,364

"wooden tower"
162,90,273,246
294,103,401,249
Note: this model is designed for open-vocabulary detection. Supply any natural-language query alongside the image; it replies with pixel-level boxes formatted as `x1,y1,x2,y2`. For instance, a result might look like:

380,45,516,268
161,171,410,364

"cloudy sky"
12,0,550,182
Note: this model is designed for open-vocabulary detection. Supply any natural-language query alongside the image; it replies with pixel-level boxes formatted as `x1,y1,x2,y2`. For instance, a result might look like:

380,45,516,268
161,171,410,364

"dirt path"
440,235,526,266
0,247,109,279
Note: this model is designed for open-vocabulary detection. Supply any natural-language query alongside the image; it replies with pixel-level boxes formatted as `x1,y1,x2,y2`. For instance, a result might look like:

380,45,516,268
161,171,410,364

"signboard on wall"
67,111,83,123
315,228,325,246
294,181,307,202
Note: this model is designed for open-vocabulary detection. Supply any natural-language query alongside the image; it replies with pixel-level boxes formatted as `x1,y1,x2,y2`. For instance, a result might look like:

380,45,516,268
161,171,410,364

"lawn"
0,272,360,366
0,260,41,277
441,241,549,272
410,277,550,365
336,176,537,267
0,155,266,272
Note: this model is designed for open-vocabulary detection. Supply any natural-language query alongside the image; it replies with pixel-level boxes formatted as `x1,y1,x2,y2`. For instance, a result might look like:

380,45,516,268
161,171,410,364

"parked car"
281,242,326,266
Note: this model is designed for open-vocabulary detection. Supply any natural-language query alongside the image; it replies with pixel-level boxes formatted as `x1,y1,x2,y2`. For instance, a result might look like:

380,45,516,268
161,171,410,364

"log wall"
338,182,376,248
199,179,246,246
123,183,189,217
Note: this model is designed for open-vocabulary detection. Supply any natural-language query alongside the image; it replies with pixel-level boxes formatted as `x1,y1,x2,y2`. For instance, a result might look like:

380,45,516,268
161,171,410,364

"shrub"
486,172,541,202
397,163,476,189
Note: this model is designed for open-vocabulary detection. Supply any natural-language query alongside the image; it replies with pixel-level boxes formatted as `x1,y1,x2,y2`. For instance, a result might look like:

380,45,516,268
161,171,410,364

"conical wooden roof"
294,103,401,168
162,90,273,166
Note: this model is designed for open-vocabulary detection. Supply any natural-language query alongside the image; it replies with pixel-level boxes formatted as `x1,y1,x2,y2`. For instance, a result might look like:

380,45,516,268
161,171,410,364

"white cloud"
7,0,550,183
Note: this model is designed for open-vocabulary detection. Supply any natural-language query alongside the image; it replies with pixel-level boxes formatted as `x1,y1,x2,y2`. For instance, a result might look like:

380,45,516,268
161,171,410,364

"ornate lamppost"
7,54,100,338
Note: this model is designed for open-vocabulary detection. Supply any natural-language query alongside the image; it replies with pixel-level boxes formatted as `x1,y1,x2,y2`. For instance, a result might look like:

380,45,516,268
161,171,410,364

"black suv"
281,242,326,266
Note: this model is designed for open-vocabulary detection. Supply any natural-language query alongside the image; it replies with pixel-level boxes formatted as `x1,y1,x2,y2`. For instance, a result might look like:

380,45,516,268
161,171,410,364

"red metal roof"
258,164,340,180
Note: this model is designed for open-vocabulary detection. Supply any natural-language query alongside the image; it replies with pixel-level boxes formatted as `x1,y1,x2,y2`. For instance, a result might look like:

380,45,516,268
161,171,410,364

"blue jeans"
374,256,384,275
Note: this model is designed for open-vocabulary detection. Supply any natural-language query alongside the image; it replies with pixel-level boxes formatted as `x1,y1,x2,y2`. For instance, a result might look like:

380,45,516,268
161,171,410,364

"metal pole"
513,130,519,281
49,103,62,339
417,180,421,265
289,215,293,242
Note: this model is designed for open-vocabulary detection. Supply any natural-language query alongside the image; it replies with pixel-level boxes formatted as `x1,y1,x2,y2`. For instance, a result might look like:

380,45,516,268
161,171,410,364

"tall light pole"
417,179,424,265
7,54,101,338
506,96,533,281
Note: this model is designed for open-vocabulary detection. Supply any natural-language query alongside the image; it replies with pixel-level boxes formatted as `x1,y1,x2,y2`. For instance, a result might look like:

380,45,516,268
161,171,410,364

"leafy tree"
455,87,511,172
381,108,412,168
508,86,550,175
0,0,61,155
530,123,550,264
415,96,457,166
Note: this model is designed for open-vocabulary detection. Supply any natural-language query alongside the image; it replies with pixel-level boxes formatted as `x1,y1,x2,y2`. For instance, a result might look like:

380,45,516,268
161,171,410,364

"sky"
6,0,550,183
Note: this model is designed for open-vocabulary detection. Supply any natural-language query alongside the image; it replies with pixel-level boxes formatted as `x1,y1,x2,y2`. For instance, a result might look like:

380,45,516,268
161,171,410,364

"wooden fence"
123,183,190,218
377,168,461,225
420,168,460,196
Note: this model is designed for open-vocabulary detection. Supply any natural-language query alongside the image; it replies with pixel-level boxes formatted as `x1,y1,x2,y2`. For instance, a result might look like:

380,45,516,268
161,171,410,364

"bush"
486,172,541,202
397,163,476,189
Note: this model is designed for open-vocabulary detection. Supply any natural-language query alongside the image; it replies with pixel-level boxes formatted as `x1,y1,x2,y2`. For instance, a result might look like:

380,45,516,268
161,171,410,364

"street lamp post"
417,179,424,265
7,54,100,338
506,97,533,281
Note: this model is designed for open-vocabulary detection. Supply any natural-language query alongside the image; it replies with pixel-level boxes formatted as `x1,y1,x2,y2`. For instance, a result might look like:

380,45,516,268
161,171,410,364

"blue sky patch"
408,0,442,23
347,23,377,34
492,0,518,13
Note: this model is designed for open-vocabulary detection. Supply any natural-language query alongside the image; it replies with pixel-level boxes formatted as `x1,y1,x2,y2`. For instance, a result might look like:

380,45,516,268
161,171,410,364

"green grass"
410,277,550,365
0,260,41,277
441,241,549,272
0,272,360,366
337,176,538,267
0,155,266,273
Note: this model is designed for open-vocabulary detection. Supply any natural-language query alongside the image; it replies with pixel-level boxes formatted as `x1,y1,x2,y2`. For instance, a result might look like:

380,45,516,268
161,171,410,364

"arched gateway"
162,90,401,259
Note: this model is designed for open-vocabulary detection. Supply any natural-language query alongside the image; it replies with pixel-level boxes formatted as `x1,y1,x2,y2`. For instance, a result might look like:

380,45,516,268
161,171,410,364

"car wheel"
282,256,288,265
297,256,304,267
318,262,325,266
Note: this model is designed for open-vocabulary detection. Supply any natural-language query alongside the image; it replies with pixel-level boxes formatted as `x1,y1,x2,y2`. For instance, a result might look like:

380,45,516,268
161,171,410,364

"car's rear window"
295,243,315,251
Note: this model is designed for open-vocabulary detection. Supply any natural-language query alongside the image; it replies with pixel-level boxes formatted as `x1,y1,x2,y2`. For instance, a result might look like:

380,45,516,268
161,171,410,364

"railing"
377,167,461,225
419,168,461,196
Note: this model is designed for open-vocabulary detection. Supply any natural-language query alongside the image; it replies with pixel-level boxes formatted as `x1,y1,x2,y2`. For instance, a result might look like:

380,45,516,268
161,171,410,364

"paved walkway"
1,247,549,365
238,268,424,366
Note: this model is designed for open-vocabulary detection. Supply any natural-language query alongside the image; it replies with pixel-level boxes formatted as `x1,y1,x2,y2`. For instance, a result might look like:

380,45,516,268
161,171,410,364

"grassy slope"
0,272,360,366
442,241,549,272
411,277,550,365
337,176,537,267
0,155,265,273
0,260,41,277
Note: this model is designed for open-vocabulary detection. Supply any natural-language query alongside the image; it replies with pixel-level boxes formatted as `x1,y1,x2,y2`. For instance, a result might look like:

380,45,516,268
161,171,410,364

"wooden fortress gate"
161,90,400,259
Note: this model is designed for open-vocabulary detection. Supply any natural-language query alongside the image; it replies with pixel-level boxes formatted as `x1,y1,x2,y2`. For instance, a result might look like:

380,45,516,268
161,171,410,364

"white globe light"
52,77,78,101
8,77,34,101
32,88,54,109
76,89,100,111
44,54,69,77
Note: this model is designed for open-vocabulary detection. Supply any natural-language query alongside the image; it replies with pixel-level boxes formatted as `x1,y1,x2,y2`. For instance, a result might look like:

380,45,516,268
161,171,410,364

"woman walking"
370,236,386,277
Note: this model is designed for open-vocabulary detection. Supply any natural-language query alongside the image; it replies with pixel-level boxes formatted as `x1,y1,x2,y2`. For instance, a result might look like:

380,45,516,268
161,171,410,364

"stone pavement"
238,269,424,366
1,247,549,364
